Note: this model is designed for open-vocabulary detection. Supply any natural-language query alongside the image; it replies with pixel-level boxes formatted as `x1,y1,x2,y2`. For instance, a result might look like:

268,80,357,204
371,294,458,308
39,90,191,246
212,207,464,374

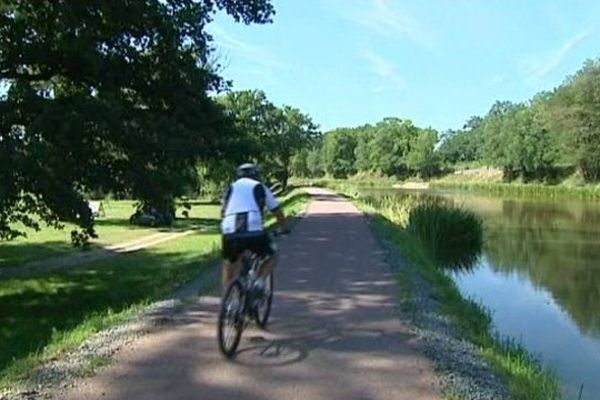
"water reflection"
460,196,600,338
362,188,600,398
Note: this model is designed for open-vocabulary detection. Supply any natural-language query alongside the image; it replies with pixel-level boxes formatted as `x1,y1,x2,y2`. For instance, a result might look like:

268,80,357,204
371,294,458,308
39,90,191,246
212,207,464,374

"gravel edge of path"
369,219,510,400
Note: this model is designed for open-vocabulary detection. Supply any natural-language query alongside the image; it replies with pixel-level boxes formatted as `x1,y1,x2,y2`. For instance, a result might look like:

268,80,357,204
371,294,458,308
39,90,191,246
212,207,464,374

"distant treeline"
438,59,600,183
292,58,600,183
291,118,441,179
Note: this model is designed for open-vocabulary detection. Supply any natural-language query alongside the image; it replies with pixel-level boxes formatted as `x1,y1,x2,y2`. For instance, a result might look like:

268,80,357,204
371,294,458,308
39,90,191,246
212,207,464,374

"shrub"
407,202,483,269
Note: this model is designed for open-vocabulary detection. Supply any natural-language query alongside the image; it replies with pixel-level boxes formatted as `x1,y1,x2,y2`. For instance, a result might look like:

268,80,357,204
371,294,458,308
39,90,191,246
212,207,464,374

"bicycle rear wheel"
254,273,273,328
217,280,244,358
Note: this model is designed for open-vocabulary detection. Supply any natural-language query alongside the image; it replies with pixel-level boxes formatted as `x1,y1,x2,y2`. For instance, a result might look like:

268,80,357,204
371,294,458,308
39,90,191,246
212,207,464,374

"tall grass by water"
407,202,483,270
432,180,600,200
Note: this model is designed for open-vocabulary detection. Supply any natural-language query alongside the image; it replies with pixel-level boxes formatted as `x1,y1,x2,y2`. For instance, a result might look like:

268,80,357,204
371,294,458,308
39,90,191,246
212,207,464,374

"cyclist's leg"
221,235,242,290
222,260,238,289
258,257,274,280
254,233,277,280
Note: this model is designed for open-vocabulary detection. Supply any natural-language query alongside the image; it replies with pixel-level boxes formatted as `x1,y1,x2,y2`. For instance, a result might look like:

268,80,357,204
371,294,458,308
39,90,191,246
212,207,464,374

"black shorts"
222,233,274,263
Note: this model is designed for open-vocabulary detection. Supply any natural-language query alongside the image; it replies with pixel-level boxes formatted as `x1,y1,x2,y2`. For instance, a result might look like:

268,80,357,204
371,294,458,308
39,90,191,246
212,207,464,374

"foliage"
551,60,600,181
405,128,441,178
438,128,481,165
216,89,319,188
290,148,311,178
321,128,357,178
439,58,600,185
368,118,416,176
305,147,325,177
0,0,275,241
303,118,441,180
406,202,483,269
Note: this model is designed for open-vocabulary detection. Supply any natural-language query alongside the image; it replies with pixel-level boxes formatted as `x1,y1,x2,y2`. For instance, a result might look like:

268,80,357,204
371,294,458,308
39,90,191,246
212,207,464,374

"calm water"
445,192,600,399
369,189,600,399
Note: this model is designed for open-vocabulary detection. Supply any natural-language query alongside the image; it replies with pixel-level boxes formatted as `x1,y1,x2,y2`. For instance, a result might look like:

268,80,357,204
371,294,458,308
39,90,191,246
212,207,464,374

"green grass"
0,189,309,390
432,178,600,200
350,195,560,400
406,202,483,269
0,232,221,388
0,201,221,269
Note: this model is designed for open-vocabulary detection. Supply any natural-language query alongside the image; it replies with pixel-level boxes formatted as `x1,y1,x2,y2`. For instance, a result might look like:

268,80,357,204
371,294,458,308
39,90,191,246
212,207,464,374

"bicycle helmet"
236,162,260,179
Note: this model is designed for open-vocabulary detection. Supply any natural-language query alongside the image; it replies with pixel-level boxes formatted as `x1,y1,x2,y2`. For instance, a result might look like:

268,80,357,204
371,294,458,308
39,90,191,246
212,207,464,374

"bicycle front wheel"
217,280,244,358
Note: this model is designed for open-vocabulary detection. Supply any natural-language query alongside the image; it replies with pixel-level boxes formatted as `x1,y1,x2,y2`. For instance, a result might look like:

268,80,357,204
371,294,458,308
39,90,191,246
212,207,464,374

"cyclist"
220,163,289,296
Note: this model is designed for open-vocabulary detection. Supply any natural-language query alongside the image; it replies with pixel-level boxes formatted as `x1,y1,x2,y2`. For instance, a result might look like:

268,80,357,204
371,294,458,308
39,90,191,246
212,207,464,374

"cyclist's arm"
221,185,232,218
263,185,289,233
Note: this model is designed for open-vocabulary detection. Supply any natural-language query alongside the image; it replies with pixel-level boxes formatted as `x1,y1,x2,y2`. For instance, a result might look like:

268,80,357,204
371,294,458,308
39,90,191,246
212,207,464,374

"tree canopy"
0,0,274,240
215,89,318,188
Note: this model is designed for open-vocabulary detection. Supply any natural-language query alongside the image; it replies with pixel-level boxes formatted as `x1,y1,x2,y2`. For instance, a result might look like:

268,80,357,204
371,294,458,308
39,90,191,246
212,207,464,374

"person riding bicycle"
220,163,289,296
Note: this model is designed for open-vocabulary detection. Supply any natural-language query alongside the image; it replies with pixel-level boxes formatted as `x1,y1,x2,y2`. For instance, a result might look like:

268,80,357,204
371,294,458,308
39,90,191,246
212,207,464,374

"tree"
216,89,279,175
370,118,416,176
552,60,600,181
217,90,318,188
438,117,484,166
406,128,440,178
0,0,275,241
290,148,310,178
353,124,376,172
321,129,357,178
268,106,318,188
306,147,324,177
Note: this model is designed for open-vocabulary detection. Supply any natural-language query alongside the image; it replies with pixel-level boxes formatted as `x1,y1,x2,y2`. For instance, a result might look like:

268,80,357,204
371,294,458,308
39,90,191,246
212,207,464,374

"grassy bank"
330,185,560,400
431,169,600,200
0,189,309,390
292,169,600,200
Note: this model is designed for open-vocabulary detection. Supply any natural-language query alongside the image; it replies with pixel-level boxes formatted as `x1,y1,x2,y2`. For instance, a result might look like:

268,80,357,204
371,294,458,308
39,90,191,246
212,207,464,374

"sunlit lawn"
0,200,221,269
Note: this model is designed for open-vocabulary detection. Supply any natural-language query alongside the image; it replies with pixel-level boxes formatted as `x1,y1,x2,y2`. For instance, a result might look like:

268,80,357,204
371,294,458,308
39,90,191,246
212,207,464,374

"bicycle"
217,231,284,358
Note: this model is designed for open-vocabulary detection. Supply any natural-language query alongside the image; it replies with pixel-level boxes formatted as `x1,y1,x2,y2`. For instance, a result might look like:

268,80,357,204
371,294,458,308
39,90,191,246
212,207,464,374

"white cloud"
208,24,288,71
344,0,436,51
526,30,593,84
361,49,405,92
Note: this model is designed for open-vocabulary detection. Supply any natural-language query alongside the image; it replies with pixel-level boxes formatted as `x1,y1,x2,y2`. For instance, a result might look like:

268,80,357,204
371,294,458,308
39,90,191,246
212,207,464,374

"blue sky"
209,0,600,132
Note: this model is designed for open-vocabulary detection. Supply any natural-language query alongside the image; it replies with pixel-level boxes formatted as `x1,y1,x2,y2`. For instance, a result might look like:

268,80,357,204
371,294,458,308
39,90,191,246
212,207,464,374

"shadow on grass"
183,199,220,206
172,217,220,232
95,217,220,233
0,241,77,270
0,233,220,377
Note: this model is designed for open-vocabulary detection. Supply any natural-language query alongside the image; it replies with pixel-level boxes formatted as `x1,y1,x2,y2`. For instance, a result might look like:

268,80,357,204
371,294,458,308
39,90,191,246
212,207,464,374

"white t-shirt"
220,178,279,235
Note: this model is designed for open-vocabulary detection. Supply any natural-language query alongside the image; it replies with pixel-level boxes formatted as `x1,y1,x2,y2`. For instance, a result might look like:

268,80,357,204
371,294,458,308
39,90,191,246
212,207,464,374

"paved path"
59,188,441,400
